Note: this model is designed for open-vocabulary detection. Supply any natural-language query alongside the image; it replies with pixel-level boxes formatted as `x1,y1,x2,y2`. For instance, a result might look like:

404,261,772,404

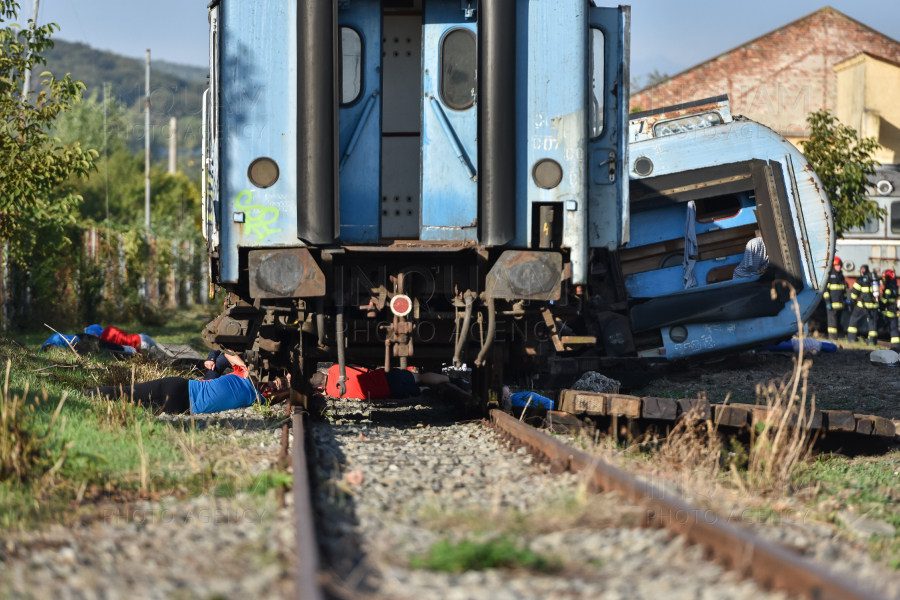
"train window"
847,217,879,234
694,194,741,223
891,202,900,234
590,28,604,139
340,27,363,105
440,28,476,110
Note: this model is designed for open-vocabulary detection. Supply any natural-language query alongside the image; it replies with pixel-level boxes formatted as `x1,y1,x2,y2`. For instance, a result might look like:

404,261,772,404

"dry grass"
0,360,71,487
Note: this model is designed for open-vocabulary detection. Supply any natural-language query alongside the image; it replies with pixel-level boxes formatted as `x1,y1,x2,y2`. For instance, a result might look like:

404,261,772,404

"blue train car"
201,0,833,401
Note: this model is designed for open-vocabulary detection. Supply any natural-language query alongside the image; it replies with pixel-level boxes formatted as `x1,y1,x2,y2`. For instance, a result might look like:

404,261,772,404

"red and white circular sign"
390,294,412,317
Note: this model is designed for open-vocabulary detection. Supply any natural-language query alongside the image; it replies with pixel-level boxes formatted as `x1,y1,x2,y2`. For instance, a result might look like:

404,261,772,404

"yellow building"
835,52,900,165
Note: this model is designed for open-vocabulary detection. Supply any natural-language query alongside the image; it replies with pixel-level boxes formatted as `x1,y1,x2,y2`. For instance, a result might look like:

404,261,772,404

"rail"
292,409,325,600
488,409,883,600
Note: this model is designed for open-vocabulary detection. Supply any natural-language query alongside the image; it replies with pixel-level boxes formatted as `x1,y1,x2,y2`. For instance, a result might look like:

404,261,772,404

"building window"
847,217,879,234
341,27,363,106
590,28,604,139
891,201,900,235
440,28,476,110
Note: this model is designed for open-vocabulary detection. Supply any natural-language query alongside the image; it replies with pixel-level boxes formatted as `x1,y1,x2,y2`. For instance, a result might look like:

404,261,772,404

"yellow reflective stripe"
853,282,862,290
824,292,830,299
828,284,846,290
828,327,838,333
848,327,858,333
832,303,843,309
869,331,879,337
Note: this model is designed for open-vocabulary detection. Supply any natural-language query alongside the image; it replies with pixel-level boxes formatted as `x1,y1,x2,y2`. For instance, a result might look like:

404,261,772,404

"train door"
587,6,630,250
381,1,423,239
338,2,382,243
420,1,478,242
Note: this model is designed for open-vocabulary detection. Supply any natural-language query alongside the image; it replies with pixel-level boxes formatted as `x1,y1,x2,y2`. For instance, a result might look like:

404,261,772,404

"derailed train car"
201,0,834,403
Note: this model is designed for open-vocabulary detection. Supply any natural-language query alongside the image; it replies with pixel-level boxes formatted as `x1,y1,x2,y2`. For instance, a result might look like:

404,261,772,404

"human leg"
413,372,450,386
847,306,864,343
87,377,190,413
826,309,841,340
891,317,900,351
867,310,879,346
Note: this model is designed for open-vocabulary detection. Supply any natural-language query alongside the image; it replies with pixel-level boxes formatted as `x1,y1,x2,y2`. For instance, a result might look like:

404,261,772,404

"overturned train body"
201,0,834,403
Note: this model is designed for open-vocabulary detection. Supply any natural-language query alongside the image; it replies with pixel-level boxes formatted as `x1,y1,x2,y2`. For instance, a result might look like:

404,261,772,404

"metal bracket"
461,0,476,19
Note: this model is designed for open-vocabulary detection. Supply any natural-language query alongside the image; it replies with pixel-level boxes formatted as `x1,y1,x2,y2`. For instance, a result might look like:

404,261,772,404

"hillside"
38,40,206,155
38,39,206,117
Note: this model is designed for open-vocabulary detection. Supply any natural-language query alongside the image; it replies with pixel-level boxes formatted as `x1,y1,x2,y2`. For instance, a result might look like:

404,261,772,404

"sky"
32,0,900,77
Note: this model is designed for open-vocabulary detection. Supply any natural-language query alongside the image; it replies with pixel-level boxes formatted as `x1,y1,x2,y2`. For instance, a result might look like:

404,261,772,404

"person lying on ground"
41,331,136,358
86,352,291,414
309,364,458,400
96,326,157,353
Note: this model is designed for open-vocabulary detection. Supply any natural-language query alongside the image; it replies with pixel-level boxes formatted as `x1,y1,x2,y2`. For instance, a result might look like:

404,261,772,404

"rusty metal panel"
485,250,562,300
248,248,326,299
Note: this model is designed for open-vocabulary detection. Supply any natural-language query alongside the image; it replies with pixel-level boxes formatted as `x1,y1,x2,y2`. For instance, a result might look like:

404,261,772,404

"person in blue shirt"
86,353,290,414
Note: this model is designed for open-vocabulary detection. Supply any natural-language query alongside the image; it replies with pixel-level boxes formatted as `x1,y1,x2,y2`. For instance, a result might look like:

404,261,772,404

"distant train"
834,166,900,284
200,0,834,404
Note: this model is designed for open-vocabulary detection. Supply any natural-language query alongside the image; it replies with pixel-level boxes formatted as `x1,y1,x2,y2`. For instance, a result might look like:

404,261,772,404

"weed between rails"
412,537,556,573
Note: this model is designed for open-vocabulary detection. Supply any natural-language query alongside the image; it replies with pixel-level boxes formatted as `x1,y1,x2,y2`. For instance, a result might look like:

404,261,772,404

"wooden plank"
642,397,678,420
677,398,711,420
750,405,823,430
558,390,608,416
545,410,584,434
608,394,642,418
713,404,751,428
557,389,580,414
823,410,856,432
872,416,896,438
855,415,874,436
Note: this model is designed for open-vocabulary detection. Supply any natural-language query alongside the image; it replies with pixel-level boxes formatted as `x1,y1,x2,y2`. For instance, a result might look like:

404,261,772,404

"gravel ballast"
313,395,792,599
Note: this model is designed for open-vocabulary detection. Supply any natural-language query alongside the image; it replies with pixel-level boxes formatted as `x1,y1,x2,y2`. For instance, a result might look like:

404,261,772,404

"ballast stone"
572,371,621,394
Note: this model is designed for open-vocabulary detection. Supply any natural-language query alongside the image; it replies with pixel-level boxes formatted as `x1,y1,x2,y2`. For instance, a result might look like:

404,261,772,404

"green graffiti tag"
235,190,282,242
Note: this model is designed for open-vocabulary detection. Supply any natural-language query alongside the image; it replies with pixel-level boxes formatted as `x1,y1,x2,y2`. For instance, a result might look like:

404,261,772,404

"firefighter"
881,269,900,350
848,264,879,345
824,256,847,340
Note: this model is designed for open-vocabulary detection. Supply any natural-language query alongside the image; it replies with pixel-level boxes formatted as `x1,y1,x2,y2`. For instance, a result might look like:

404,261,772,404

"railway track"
287,400,887,600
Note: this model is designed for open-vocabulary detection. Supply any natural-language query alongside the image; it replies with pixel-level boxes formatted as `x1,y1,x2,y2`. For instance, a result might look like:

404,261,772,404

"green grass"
411,537,553,573
792,452,900,563
11,304,216,352
0,307,284,530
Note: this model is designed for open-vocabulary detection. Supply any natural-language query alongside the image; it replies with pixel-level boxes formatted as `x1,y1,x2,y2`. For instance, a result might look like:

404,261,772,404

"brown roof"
633,7,900,94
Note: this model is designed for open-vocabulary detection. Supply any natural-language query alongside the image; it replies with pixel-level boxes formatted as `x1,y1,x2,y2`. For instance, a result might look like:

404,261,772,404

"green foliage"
54,88,128,156
40,39,205,155
70,149,201,233
802,109,882,237
0,0,97,260
411,537,552,573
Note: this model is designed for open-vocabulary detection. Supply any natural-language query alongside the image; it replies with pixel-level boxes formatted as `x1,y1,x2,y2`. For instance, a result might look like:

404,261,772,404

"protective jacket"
851,272,879,309
824,271,847,310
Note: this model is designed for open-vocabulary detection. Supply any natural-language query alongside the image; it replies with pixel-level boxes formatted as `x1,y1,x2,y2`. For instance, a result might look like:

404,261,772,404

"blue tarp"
509,391,555,410
41,333,79,351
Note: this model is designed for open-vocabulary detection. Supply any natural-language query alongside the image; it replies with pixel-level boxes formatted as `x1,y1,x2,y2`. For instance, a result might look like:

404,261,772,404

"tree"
802,109,881,237
0,0,97,260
